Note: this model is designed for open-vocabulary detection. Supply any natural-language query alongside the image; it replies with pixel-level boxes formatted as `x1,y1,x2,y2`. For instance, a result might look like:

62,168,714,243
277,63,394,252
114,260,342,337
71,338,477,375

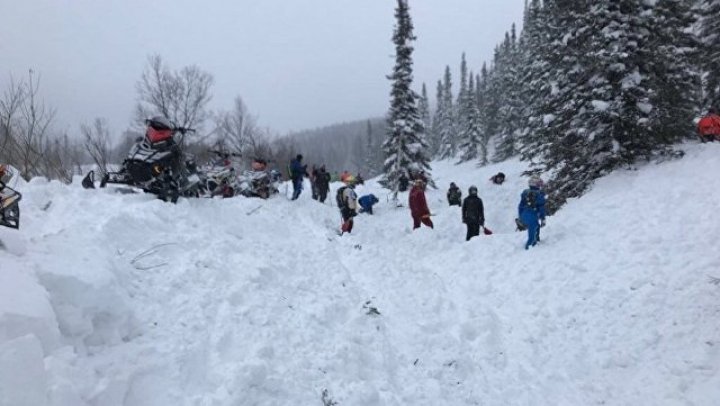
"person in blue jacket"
289,154,307,200
358,194,379,215
517,175,546,250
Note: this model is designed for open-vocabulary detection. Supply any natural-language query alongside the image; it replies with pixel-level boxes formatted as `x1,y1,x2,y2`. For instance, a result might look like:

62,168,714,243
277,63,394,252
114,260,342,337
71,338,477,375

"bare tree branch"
82,118,112,176
134,54,214,132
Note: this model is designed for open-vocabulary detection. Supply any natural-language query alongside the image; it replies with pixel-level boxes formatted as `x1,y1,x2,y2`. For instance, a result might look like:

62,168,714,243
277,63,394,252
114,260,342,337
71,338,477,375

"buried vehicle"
82,117,200,202
197,150,241,198
0,165,21,229
235,159,280,199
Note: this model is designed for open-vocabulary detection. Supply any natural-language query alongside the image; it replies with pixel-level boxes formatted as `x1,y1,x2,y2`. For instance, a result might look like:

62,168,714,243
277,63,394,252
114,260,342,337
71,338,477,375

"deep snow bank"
1,143,719,405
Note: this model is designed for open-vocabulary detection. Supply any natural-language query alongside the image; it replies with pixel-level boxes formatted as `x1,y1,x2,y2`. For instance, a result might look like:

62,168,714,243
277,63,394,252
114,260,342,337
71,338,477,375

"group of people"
288,154,378,235
444,173,547,248
291,153,546,248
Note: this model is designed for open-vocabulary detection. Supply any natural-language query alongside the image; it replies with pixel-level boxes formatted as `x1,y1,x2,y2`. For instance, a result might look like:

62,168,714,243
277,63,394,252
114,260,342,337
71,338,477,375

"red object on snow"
698,114,720,136
483,227,493,235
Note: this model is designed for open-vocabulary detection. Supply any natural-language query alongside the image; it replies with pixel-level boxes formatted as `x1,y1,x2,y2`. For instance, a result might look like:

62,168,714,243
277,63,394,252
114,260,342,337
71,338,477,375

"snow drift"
1,143,719,405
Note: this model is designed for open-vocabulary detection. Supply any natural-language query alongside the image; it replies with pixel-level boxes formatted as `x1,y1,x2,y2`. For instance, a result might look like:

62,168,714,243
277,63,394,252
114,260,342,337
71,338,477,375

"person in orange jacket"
409,179,433,230
698,107,720,143
340,170,351,183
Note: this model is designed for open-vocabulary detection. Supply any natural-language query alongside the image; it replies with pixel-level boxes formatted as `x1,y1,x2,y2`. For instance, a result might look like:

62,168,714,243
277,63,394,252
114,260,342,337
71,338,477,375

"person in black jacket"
315,165,331,203
462,185,485,241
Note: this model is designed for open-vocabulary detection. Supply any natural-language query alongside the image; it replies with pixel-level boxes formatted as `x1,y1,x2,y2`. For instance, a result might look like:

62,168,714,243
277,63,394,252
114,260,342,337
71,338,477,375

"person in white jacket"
336,176,358,235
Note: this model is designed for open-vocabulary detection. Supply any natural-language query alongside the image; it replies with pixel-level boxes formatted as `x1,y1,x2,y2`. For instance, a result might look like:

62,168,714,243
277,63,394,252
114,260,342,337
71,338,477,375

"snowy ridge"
1,144,719,405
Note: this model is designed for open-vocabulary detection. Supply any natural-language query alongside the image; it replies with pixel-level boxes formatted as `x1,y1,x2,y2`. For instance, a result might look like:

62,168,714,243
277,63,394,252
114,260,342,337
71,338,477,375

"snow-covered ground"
1,143,719,406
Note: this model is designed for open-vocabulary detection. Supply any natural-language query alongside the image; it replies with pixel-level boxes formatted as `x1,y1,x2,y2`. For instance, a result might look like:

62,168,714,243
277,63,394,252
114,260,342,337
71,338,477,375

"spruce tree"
430,80,444,157
477,66,491,165
437,66,457,159
457,74,484,163
516,0,552,165
456,53,470,138
493,26,523,162
382,0,432,195
645,0,702,143
363,120,377,176
418,82,432,149
700,0,720,107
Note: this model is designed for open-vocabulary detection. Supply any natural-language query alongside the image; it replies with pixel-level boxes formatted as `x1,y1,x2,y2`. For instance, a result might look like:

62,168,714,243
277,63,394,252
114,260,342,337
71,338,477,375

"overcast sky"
1,0,525,137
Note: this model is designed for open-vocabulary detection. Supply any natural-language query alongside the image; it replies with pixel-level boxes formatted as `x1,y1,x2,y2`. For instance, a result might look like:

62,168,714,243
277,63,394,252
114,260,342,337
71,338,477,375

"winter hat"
450,182,457,188
528,175,544,188
296,154,303,161
469,186,478,195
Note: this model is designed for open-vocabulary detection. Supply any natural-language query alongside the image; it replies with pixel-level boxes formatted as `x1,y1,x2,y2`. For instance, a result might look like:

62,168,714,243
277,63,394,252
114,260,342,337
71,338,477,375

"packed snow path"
1,144,719,405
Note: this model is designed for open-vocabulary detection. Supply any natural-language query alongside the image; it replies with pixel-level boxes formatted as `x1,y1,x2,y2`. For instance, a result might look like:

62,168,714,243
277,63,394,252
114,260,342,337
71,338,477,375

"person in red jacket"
409,179,433,230
697,107,720,143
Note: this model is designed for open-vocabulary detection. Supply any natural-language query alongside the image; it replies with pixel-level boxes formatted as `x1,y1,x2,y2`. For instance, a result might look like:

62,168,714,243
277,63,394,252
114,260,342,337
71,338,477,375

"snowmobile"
235,159,279,199
0,165,21,229
82,117,201,202
197,150,241,198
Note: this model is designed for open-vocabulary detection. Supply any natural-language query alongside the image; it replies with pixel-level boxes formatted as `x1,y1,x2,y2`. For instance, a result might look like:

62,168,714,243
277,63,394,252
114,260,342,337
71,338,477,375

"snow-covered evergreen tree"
477,67,490,165
493,25,523,162
644,0,702,143
700,0,720,107
418,82,433,151
456,53,470,140
437,66,457,159
430,80,444,157
381,0,432,195
363,120,378,176
457,74,485,163
516,0,552,164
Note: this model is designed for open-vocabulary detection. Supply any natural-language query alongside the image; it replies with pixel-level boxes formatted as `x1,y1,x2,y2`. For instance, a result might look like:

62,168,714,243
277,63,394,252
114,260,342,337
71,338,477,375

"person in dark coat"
462,186,485,241
409,180,433,229
447,182,462,206
310,165,319,200
518,175,547,250
290,154,307,200
315,166,331,203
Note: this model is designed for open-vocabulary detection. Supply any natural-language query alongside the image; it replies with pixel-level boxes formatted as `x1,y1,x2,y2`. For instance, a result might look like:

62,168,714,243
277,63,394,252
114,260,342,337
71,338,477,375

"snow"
622,69,643,89
637,101,654,114
1,144,720,405
591,100,611,111
0,335,47,406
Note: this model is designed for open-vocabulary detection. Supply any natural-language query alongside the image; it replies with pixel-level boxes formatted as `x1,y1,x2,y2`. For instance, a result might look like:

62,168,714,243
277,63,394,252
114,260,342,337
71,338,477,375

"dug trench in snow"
0,143,719,405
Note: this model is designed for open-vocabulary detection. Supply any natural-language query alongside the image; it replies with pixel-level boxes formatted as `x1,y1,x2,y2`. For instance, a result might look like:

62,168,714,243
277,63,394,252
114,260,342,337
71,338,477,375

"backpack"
336,186,347,208
524,189,538,210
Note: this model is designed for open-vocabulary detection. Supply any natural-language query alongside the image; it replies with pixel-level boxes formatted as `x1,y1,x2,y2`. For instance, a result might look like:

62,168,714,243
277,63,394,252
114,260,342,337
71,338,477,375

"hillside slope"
1,143,719,406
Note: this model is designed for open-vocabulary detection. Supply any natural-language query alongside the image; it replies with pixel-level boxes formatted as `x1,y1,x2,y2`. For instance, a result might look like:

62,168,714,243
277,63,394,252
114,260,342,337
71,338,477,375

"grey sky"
1,0,525,137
